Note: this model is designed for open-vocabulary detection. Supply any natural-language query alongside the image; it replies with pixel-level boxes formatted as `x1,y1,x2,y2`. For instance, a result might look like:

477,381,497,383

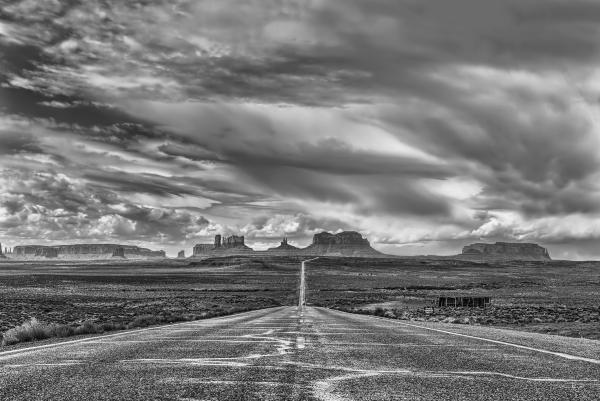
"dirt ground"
1,256,599,341
305,257,600,340
0,258,299,334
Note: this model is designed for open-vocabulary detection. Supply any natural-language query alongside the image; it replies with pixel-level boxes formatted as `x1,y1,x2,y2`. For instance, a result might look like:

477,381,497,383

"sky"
1,0,600,259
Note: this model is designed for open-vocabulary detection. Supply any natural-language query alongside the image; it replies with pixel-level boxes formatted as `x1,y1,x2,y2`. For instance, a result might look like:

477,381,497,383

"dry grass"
0,306,256,347
306,257,600,340
0,258,299,346
2,318,73,346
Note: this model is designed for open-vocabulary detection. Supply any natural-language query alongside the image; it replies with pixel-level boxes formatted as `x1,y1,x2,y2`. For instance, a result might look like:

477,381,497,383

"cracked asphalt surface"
1,305,599,400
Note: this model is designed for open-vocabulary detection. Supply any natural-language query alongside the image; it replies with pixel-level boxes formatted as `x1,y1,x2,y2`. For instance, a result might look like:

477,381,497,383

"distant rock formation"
313,231,370,246
193,234,253,257
193,244,215,255
0,243,5,259
266,237,300,255
35,247,58,258
302,231,383,257
223,235,247,248
12,244,165,260
112,247,125,258
458,242,551,261
273,237,299,250
191,231,386,258
177,250,185,258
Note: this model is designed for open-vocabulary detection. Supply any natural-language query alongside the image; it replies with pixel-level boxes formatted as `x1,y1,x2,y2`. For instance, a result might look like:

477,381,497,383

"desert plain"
1,256,599,347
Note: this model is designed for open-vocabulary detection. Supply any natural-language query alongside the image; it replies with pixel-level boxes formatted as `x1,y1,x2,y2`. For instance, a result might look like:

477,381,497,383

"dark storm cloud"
237,165,451,217
125,100,451,179
227,138,449,178
0,86,148,128
4,0,600,103
0,130,42,154
157,142,221,163
374,73,600,218
129,0,600,104
83,170,199,198
0,42,51,75
117,99,461,234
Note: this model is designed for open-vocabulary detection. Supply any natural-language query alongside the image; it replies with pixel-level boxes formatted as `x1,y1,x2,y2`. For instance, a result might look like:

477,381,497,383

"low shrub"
46,323,75,338
2,318,53,346
74,320,103,335
1,306,261,347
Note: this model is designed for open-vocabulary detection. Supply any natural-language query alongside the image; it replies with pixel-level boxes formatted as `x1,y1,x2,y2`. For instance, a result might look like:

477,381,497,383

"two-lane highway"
1,258,599,400
1,305,599,400
299,257,318,309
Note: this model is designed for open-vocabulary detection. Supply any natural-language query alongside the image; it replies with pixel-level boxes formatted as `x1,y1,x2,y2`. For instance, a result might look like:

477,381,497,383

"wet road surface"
1,305,599,400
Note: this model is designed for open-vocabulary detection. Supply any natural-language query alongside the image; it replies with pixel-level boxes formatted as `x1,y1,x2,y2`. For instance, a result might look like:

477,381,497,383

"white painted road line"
338,310,600,365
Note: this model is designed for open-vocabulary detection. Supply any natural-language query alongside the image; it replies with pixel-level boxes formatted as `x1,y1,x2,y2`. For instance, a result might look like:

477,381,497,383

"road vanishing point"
1,259,599,400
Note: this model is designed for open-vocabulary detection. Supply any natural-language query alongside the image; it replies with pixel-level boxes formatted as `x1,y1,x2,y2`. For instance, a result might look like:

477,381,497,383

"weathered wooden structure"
437,296,490,308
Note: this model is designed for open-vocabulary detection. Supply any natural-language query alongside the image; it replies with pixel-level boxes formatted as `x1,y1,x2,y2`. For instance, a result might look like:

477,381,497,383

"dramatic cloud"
2,0,600,258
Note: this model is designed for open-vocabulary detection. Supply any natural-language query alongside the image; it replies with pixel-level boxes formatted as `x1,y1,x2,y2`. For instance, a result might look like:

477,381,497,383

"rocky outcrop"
223,235,248,249
36,247,58,258
193,234,253,257
265,237,300,255
272,237,299,250
177,250,185,258
302,231,382,257
0,243,5,259
313,231,370,247
112,247,125,258
458,242,551,261
192,231,385,258
13,244,165,259
193,244,215,255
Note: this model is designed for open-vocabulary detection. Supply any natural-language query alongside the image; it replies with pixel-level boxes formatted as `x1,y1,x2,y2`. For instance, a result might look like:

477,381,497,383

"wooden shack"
437,296,490,308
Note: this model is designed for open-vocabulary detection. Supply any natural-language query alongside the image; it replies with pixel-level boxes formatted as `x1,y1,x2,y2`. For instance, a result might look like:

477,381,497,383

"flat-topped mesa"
0,242,5,259
193,234,253,257
12,244,165,259
459,242,551,261
177,250,185,258
303,231,382,257
312,231,371,246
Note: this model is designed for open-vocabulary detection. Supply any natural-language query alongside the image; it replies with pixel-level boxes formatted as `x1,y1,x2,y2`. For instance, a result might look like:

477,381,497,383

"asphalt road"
1,305,599,400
